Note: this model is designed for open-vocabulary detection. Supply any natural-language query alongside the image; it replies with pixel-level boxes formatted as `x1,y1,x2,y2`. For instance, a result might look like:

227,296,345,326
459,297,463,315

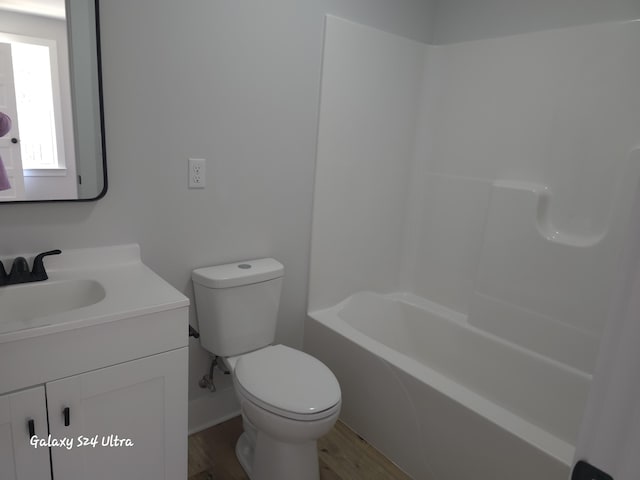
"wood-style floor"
188,416,411,480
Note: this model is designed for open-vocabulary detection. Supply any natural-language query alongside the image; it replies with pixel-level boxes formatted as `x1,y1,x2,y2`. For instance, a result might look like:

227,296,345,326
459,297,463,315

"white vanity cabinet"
0,348,187,480
48,347,187,480
0,245,190,480
0,386,51,480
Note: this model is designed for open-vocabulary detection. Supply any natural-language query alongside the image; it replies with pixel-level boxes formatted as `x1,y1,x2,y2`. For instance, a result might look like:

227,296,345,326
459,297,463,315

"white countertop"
0,244,189,343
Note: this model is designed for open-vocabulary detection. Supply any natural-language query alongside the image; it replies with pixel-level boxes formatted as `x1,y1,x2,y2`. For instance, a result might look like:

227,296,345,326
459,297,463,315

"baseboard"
188,387,241,435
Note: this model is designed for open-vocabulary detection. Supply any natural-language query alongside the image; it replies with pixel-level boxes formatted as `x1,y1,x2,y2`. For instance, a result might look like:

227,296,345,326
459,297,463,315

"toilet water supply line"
199,356,230,392
188,325,230,392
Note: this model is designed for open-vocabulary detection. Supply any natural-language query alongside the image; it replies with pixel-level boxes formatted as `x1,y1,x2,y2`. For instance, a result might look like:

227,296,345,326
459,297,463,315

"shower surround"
305,16,640,479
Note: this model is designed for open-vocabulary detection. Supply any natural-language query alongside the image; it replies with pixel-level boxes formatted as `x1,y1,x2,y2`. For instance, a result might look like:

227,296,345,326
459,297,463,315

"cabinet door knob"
27,419,35,438
63,407,70,426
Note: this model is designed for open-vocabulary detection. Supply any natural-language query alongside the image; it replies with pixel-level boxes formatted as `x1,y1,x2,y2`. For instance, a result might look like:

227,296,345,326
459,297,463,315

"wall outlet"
189,158,206,189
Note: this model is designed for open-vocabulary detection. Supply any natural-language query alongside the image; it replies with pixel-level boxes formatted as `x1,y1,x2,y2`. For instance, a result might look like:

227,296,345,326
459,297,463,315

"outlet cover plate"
189,158,206,189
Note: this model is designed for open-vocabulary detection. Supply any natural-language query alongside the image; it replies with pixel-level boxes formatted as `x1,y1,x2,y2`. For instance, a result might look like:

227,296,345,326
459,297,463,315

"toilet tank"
192,258,284,357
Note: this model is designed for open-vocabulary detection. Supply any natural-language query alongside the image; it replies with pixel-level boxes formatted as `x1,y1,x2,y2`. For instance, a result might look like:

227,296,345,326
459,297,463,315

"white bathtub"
304,291,591,479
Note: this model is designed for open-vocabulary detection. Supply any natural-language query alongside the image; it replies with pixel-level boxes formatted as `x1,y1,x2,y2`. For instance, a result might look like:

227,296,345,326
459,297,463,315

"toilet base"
234,372,340,480
235,432,255,479
235,429,320,480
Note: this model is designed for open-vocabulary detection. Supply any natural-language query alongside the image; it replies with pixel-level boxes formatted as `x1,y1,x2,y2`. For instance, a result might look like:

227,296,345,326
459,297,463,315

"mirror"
0,0,106,202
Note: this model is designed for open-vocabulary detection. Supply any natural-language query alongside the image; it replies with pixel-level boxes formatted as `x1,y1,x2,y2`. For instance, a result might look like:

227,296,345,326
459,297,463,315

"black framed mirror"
0,0,106,202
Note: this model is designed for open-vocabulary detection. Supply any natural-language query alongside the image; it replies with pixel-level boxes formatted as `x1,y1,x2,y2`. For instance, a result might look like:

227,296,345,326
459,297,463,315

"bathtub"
304,291,591,480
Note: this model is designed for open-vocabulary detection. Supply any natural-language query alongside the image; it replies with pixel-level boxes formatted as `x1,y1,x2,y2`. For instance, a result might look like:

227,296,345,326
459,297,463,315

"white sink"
0,244,190,396
0,279,106,328
0,244,189,344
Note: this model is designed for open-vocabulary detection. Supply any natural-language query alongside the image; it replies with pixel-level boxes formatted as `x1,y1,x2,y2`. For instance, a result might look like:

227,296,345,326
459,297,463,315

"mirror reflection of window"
0,0,88,202
0,0,106,202
12,40,63,170
0,31,75,201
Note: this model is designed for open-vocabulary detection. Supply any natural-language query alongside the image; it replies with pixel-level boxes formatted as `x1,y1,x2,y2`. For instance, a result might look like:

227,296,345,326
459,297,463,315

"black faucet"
0,249,62,287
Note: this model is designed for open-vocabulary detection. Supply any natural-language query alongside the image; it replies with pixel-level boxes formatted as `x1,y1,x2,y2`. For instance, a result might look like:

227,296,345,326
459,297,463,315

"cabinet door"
47,348,188,480
0,386,51,480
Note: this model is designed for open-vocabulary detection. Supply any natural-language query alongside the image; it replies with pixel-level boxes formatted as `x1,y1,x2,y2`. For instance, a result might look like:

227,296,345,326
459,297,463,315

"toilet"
192,258,341,480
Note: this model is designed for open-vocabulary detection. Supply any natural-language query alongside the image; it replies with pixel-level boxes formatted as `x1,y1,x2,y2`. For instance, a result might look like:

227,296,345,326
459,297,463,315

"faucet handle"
8,257,30,283
31,249,62,280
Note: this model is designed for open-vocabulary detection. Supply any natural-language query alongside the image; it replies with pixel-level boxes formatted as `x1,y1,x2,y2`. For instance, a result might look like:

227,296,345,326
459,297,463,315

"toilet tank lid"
192,258,283,289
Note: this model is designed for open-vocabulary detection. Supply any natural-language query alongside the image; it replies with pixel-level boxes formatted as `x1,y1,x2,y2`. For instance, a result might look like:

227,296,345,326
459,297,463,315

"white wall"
432,0,640,44
0,0,434,431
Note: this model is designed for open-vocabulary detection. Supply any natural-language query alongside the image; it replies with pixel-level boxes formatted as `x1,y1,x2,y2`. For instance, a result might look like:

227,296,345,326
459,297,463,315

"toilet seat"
233,345,341,421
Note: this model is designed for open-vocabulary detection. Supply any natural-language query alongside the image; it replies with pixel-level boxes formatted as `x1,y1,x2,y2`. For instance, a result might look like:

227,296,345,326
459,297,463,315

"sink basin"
0,244,190,345
0,279,106,329
0,244,190,397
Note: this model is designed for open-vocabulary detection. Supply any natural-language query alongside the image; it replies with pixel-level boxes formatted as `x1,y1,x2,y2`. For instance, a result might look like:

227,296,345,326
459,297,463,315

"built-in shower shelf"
491,180,605,248
470,170,640,366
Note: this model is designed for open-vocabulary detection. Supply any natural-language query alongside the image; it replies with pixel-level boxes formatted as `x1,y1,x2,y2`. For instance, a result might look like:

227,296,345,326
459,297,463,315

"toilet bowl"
191,259,342,480
227,344,341,480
